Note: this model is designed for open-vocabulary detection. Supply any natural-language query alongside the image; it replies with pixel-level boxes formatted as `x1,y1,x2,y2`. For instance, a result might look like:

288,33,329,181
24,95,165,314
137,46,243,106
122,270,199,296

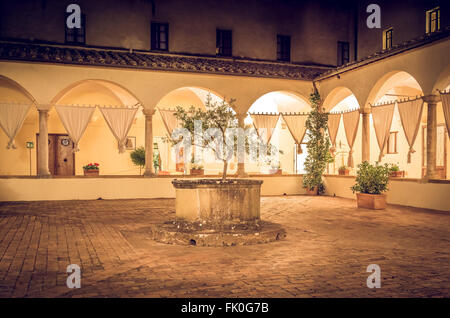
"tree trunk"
222,159,228,181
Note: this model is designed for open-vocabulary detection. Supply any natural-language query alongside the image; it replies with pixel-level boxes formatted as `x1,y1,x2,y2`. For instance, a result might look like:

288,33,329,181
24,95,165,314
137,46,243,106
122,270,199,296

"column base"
143,170,156,177
37,173,52,179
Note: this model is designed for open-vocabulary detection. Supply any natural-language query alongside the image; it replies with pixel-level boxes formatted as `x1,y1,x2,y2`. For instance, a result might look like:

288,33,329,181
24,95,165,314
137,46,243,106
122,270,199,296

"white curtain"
397,98,424,163
281,114,307,154
327,113,341,152
158,109,180,135
250,114,280,143
342,110,360,167
56,105,96,152
440,92,450,137
99,106,139,153
0,103,32,149
371,103,395,162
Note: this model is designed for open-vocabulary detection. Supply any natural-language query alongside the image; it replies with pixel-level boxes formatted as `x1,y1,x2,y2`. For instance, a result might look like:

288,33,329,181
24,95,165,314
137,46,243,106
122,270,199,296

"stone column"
361,108,371,163
422,95,440,180
143,108,156,177
37,107,51,177
236,113,248,177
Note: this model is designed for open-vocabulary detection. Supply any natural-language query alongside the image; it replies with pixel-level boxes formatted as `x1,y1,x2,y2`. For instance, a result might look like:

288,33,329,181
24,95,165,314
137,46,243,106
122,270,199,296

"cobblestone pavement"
0,196,449,298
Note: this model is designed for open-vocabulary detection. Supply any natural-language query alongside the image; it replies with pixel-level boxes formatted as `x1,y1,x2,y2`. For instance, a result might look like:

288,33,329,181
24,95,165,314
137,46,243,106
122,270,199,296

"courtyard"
0,195,448,298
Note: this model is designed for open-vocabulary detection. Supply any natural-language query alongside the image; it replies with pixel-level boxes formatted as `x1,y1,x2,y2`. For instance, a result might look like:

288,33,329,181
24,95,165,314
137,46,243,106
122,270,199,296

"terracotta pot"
83,169,99,176
389,171,405,178
338,169,349,176
306,187,318,195
190,169,204,176
269,169,282,175
356,192,386,210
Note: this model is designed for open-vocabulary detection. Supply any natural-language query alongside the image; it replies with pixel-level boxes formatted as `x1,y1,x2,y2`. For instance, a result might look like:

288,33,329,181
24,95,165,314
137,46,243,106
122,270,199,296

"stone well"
149,179,286,247
172,179,262,224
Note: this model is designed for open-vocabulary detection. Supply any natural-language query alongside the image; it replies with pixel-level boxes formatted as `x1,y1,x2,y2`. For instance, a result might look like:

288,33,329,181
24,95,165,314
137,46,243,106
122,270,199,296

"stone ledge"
172,178,263,188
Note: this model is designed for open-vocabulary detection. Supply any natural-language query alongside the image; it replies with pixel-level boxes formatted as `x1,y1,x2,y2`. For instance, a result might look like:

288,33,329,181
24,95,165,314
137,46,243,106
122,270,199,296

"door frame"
36,133,75,176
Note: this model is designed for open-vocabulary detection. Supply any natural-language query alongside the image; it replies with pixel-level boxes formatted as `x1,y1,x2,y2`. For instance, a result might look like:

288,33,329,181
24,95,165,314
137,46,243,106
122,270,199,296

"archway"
325,87,361,175
368,71,426,178
49,80,142,176
154,87,227,175
246,91,311,174
0,76,38,175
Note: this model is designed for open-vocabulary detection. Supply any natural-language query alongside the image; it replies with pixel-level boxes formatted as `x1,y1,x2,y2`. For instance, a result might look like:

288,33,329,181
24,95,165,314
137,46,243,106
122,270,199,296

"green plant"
302,90,333,193
172,94,280,181
191,163,204,170
389,163,400,172
351,161,391,194
83,163,99,170
130,146,145,174
338,165,348,172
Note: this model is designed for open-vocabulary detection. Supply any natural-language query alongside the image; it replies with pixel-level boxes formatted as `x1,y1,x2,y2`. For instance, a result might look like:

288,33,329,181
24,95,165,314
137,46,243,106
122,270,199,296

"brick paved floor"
0,196,449,297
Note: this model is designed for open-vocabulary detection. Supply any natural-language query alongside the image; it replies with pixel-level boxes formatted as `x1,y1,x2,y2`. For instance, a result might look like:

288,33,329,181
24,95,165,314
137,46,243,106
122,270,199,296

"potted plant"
351,161,391,209
302,90,334,195
190,162,204,176
389,163,405,178
338,165,350,176
130,146,161,175
130,146,145,175
269,161,282,175
83,163,99,176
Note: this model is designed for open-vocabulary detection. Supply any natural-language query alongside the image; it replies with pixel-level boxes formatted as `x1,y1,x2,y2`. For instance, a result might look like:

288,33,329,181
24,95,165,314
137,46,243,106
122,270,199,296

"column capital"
37,104,53,111
142,108,156,116
421,94,441,104
359,108,371,115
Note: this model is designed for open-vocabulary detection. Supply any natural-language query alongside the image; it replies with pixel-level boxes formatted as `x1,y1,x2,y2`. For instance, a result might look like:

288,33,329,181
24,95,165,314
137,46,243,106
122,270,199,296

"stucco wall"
323,175,450,211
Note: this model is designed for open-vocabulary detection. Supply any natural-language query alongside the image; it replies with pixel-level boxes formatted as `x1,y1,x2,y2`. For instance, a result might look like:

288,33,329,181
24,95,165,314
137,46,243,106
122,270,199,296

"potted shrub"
83,163,99,176
351,161,391,209
269,161,282,175
130,146,161,175
302,90,334,195
389,163,405,178
190,162,204,176
338,165,350,176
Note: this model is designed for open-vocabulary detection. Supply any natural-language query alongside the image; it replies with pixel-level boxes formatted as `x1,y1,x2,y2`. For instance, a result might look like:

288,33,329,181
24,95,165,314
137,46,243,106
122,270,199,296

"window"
216,29,232,57
151,23,169,51
387,131,398,154
337,41,349,66
426,7,440,33
277,35,291,62
383,28,393,50
65,13,85,44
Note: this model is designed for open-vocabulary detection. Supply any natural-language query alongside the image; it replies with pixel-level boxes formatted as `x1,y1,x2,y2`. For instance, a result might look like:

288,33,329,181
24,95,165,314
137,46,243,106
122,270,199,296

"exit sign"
26,141,34,149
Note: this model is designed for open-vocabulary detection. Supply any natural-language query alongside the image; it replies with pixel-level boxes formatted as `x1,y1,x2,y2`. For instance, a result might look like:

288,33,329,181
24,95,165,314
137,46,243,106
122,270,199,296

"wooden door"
55,135,75,176
36,134,75,176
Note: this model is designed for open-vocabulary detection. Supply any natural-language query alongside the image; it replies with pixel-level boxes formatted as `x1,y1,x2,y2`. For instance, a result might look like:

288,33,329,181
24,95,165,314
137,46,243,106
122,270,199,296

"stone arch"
322,86,360,112
366,70,424,106
50,79,143,106
246,90,311,114
0,75,36,104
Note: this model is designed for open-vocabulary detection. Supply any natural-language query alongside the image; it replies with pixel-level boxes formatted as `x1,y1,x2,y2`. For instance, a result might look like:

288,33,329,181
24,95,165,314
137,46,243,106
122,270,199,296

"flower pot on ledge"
83,169,99,177
269,169,282,175
338,169,350,176
389,171,405,178
356,193,386,210
306,187,318,195
190,169,204,176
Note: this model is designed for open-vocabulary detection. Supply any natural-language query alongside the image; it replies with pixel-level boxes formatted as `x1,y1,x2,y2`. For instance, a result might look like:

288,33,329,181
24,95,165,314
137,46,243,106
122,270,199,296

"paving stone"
0,196,448,297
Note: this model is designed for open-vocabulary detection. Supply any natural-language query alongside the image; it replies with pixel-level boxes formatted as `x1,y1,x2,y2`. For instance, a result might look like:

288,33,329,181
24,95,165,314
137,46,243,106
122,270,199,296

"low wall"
1,175,448,212
323,175,450,212
0,175,306,202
